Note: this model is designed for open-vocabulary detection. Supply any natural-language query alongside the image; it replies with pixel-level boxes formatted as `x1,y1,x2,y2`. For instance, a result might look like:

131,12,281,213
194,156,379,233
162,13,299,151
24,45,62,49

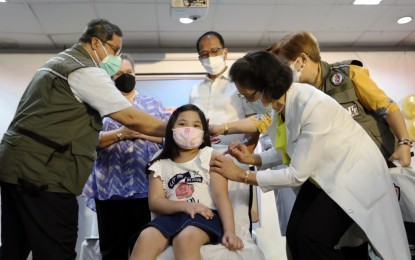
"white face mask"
289,57,304,83
201,55,226,76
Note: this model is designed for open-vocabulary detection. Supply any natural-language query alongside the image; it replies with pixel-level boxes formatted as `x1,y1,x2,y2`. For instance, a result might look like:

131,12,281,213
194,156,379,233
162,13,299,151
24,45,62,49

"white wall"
0,54,54,136
1,51,413,136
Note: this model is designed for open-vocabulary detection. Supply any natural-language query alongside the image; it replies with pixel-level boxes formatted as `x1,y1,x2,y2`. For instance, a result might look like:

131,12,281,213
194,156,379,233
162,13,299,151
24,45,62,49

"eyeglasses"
199,47,223,60
101,40,121,56
238,89,263,103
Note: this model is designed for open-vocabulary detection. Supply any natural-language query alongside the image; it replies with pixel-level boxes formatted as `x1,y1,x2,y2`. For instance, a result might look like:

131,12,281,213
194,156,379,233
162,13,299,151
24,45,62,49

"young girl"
130,104,244,260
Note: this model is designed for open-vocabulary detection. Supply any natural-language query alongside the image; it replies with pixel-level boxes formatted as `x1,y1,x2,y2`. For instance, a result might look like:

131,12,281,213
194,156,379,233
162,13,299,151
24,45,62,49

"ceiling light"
179,18,194,24
353,0,382,5
0,0,7,2
397,16,412,24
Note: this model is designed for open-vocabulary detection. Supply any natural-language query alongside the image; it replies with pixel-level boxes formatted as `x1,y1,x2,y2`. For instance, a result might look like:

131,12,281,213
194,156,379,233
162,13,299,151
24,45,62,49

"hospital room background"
0,50,414,259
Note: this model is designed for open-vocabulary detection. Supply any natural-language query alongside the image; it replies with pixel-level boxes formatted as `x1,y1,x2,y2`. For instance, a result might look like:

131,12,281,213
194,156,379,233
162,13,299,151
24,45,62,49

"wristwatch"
116,131,123,141
223,123,229,135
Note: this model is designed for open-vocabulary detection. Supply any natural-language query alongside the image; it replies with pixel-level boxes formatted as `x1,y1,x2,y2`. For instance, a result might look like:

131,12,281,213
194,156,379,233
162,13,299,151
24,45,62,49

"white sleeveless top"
149,147,216,210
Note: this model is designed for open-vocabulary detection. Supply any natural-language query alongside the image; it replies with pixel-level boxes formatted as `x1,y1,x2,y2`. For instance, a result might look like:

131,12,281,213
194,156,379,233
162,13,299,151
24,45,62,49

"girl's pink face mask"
172,127,204,150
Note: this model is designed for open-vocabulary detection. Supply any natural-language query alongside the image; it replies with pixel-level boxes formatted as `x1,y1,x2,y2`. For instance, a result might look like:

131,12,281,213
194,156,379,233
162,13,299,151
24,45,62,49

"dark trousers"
95,197,151,260
0,182,78,260
286,180,368,260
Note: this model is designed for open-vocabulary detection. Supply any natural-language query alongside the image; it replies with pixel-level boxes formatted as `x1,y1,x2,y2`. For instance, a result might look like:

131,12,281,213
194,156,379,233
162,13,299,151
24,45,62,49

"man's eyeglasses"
199,47,223,60
101,40,121,56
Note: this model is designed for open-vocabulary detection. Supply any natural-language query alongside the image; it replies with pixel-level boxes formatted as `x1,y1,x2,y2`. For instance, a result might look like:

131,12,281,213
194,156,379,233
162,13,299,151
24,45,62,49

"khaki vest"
0,44,103,194
320,60,395,160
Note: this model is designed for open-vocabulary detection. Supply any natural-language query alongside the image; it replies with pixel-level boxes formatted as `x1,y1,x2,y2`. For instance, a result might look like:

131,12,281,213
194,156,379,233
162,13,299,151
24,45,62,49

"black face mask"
114,73,136,93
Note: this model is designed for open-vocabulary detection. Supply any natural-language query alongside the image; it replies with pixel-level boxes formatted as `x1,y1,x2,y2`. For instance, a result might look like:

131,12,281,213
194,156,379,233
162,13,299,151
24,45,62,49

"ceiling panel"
401,31,415,45
0,0,414,51
122,31,160,48
276,0,352,4
213,4,275,32
319,5,389,31
96,3,159,31
267,5,333,32
0,32,52,48
395,0,415,4
314,31,363,46
217,0,277,4
367,5,415,31
159,31,203,48
50,33,83,49
355,31,412,46
94,0,160,2
220,31,264,48
0,4,43,33
23,0,90,3
258,32,291,48
31,3,97,34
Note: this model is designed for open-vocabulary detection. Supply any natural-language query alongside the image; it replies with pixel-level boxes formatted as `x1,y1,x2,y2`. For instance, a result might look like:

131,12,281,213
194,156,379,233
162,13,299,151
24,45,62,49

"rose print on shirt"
175,183,195,200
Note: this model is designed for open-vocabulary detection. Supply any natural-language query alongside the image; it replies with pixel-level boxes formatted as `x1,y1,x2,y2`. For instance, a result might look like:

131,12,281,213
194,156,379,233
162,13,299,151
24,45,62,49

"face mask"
94,40,122,77
201,55,226,76
172,127,204,150
275,103,285,114
252,101,273,115
114,73,136,93
251,91,273,115
289,57,304,83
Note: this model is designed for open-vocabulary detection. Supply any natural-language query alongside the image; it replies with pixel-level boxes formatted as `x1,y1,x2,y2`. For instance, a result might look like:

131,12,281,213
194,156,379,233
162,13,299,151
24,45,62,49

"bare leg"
129,227,169,260
172,226,210,260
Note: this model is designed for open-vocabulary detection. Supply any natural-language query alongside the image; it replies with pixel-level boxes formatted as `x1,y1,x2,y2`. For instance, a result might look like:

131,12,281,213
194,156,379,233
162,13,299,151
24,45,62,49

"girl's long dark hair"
147,104,211,171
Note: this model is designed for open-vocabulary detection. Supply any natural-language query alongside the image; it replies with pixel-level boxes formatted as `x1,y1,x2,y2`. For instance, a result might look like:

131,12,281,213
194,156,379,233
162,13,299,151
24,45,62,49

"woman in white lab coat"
210,51,410,260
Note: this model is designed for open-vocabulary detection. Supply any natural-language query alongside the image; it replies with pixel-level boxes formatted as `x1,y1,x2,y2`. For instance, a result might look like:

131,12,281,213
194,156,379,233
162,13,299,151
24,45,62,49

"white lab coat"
256,83,410,260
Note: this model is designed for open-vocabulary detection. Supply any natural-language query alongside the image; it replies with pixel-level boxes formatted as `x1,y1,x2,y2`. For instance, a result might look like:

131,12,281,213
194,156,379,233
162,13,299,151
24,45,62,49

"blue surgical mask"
94,40,122,76
251,91,273,115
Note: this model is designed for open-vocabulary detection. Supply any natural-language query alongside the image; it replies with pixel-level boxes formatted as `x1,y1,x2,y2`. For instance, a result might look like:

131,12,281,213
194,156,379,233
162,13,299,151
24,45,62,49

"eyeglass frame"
238,89,264,103
198,47,224,60
99,39,121,56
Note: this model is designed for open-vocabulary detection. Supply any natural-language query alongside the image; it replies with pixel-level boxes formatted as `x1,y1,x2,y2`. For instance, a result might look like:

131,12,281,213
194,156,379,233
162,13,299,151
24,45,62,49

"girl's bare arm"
210,151,244,250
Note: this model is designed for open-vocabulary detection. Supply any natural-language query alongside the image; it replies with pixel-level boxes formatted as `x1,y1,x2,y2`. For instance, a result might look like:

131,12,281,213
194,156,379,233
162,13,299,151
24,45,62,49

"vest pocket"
54,141,96,195
71,141,97,160
0,132,22,146
0,133,23,177
18,148,72,190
